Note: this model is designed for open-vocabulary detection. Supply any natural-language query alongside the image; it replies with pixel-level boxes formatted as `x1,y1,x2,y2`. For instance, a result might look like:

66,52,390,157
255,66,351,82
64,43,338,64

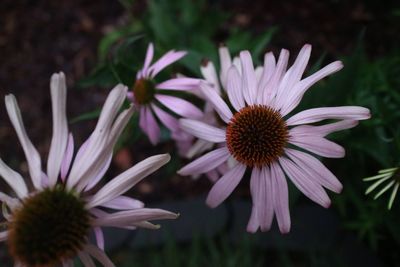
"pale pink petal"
247,168,260,233
5,94,42,189
179,119,226,143
84,154,113,191
41,172,49,188
47,72,69,187
285,148,342,193
289,120,358,137
151,104,179,132
276,45,311,102
87,154,170,209
93,227,105,250
74,106,134,192
78,252,96,267
206,163,246,208
67,85,128,189
149,50,186,78
141,43,154,77
178,147,230,176
186,139,214,159
289,135,345,158
145,106,161,145
100,196,145,210
259,166,274,231
270,162,291,233
201,60,221,93
226,66,245,111
206,169,219,183
199,82,232,123
156,94,202,119
0,158,28,198
156,78,200,91
262,49,289,105
240,51,257,105
280,61,343,115
84,244,115,267
279,157,331,208
286,106,371,126
255,66,264,84
61,133,74,181
92,208,178,227
219,46,232,88
258,52,276,94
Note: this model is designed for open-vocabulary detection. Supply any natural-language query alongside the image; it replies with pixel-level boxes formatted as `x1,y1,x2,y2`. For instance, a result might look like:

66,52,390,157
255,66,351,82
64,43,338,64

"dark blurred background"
1,0,400,266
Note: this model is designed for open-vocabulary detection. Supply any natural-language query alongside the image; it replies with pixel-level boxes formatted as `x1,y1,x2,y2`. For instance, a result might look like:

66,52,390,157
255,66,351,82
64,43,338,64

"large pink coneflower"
127,43,202,145
0,73,178,267
178,45,371,233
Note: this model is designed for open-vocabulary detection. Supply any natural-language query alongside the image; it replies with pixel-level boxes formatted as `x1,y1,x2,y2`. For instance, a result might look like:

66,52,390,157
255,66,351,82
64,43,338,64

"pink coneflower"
0,73,178,267
178,45,371,233
127,43,202,145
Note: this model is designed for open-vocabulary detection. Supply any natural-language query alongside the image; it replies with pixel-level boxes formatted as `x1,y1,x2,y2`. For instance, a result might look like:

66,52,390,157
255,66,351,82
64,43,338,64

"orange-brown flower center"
132,78,156,105
226,105,289,167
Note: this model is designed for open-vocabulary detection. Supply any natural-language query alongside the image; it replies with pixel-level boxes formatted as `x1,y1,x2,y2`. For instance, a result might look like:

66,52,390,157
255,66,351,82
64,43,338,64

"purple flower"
127,43,202,145
0,73,178,267
178,45,371,233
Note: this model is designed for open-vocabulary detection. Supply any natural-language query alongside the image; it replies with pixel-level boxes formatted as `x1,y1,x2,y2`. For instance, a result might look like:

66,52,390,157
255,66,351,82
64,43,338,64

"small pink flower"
128,43,202,145
0,73,178,267
178,45,371,233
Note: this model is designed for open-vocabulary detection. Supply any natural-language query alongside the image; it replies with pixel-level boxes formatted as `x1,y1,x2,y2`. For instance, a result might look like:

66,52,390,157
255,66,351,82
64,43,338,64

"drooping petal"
47,72,69,187
258,52,276,91
84,153,113,191
156,78,200,91
289,135,345,158
285,148,342,193
259,166,274,231
87,154,170,208
206,163,246,208
270,162,291,233
226,66,245,111
83,244,115,267
279,157,331,208
93,227,105,250
199,82,232,123
286,106,371,126
179,119,226,143
240,51,258,105
247,167,260,233
151,104,179,132
144,106,161,145
156,94,202,119
0,158,28,199
178,147,230,176
5,94,42,189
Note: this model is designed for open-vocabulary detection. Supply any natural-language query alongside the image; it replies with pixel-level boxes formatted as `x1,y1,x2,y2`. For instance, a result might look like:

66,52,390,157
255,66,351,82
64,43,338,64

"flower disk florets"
226,105,289,167
8,187,90,267
133,78,156,105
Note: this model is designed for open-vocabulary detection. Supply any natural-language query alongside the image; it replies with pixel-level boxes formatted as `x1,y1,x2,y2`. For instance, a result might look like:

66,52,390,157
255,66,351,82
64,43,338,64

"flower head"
127,43,202,145
364,167,400,209
0,73,178,266
178,45,371,233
